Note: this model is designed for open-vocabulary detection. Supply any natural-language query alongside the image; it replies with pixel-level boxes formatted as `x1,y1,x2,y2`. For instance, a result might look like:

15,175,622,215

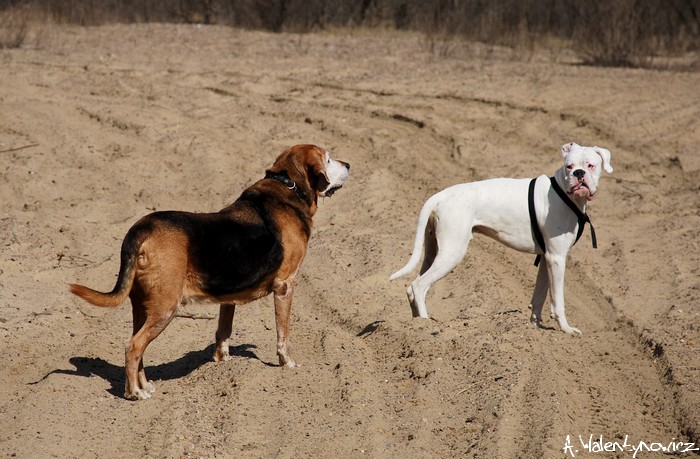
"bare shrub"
417,0,460,57
570,0,657,67
420,31,458,58
0,5,30,48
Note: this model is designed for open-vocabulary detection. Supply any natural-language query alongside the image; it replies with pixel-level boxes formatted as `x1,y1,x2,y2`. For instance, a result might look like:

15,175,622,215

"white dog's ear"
561,142,579,158
593,146,613,173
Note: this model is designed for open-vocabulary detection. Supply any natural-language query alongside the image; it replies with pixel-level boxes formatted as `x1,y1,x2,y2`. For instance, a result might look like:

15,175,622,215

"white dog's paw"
561,325,582,335
531,315,556,331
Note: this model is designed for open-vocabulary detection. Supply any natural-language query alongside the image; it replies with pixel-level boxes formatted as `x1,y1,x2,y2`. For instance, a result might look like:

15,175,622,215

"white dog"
390,142,612,334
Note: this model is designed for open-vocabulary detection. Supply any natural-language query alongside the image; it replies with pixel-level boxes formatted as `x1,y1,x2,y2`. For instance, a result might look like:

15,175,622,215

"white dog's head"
559,142,613,202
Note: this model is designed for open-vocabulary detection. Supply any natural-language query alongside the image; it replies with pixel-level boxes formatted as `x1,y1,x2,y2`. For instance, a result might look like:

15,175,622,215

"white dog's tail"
389,194,442,281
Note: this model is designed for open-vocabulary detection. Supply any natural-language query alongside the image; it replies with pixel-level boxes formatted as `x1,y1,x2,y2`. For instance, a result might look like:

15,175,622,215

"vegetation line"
1,0,699,68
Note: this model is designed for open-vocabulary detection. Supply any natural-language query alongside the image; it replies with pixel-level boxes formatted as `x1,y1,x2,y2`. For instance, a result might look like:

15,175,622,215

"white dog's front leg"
528,262,549,328
545,253,581,334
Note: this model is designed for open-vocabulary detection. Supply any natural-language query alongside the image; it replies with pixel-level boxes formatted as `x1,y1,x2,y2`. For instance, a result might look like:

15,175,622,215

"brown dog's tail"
69,225,143,308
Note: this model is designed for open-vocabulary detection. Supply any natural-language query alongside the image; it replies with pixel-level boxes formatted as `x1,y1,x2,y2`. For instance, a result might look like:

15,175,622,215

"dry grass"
571,0,663,67
1,0,699,67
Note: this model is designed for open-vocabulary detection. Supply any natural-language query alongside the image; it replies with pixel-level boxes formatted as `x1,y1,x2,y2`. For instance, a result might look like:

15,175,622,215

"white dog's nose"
573,169,585,180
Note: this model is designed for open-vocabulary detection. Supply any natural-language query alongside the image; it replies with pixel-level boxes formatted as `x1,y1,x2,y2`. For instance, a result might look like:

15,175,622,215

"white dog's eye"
588,163,595,170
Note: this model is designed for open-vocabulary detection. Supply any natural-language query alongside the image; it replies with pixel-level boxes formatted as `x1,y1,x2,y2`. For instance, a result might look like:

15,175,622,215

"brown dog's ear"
308,151,330,192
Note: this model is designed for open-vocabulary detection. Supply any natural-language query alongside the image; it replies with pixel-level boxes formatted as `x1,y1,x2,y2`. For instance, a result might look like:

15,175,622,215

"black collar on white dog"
529,176,597,267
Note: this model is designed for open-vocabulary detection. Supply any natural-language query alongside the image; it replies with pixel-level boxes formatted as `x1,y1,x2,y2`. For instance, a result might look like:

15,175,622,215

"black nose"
573,169,585,180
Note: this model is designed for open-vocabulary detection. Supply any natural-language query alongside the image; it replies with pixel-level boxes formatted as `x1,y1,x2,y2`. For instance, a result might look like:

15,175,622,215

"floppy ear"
561,142,579,158
593,146,613,173
308,151,330,192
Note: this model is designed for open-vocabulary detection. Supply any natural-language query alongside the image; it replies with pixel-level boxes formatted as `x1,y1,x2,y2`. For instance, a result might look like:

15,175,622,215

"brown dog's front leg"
214,303,236,362
273,279,297,368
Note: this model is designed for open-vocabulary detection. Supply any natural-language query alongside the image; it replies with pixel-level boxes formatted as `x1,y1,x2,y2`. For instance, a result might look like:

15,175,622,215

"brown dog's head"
267,144,350,212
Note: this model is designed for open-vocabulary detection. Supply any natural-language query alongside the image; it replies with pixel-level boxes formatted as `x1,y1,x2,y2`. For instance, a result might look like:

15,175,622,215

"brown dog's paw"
125,388,152,401
278,356,299,368
214,345,232,362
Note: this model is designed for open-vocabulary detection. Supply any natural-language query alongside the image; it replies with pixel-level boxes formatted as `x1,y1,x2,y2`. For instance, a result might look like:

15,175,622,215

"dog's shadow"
32,343,266,398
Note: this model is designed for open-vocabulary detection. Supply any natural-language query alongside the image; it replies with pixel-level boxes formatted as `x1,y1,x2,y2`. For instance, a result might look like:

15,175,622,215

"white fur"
321,150,350,197
390,143,613,334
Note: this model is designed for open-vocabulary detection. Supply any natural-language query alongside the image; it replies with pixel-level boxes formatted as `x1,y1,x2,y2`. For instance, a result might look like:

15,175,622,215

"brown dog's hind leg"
124,294,178,401
214,303,236,362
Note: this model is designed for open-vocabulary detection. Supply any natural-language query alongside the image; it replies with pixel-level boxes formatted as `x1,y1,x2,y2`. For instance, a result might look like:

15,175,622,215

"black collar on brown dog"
265,171,309,202
529,176,597,267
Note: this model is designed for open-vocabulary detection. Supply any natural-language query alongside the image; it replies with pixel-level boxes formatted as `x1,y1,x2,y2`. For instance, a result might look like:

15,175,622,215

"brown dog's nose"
341,161,350,170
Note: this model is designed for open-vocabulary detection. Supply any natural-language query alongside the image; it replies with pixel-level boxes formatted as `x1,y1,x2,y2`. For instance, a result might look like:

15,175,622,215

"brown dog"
70,144,350,400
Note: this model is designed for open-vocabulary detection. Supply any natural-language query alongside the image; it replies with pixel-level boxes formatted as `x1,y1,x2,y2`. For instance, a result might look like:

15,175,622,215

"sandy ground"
1,24,699,458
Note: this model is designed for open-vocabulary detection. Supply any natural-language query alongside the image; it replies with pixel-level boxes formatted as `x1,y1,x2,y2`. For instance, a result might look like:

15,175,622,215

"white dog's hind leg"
419,216,438,275
389,194,442,281
407,218,439,317
408,218,471,319
545,254,581,334
528,262,549,328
